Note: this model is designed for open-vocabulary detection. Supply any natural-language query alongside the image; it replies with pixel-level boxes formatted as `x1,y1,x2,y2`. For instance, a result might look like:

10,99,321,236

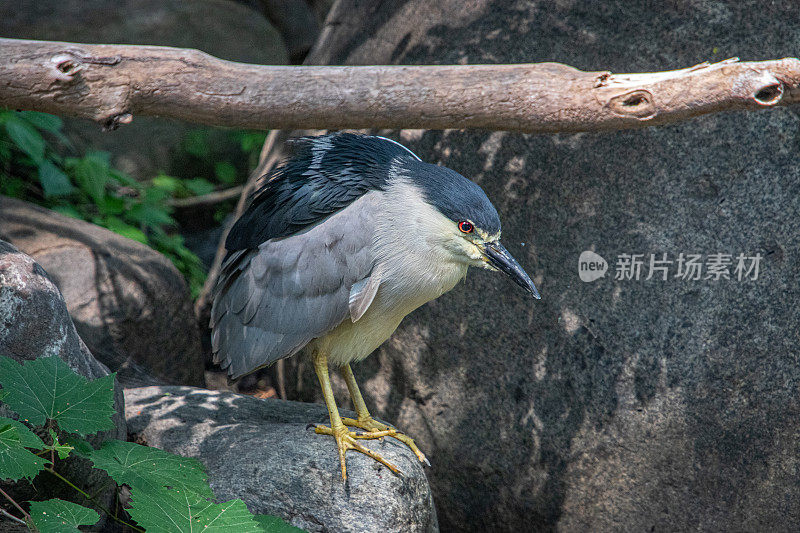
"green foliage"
4,113,46,164
176,127,267,224
88,440,295,532
181,128,266,171
28,499,100,532
89,440,214,501
214,161,238,184
37,160,74,197
0,110,268,298
0,417,45,449
129,489,264,533
0,355,116,435
44,429,73,460
0,355,301,532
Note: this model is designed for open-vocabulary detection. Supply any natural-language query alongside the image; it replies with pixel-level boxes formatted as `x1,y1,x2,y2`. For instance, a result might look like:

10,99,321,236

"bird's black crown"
402,161,501,236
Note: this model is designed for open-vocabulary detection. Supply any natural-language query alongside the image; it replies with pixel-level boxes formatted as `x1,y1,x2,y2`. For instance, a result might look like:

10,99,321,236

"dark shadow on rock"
0,197,204,387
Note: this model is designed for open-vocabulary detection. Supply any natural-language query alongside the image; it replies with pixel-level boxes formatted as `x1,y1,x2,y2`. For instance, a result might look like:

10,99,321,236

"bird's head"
400,160,541,299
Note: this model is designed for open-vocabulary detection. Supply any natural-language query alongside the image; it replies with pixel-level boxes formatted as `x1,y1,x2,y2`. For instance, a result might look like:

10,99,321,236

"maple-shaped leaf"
0,355,116,436
129,490,264,533
90,440,306,532
88,439,213,501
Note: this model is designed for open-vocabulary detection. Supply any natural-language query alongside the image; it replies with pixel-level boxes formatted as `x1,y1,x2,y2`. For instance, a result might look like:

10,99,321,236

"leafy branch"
0,109,266,297
0,355,301,532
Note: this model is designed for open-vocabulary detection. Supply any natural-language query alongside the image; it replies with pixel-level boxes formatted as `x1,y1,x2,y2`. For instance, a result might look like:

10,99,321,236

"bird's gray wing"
210,194,378,379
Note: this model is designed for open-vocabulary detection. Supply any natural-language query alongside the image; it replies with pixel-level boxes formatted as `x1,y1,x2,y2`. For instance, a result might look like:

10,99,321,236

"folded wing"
210,194,378,379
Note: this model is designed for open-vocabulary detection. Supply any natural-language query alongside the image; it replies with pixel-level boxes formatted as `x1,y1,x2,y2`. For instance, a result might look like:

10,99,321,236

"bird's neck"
371,180,468,312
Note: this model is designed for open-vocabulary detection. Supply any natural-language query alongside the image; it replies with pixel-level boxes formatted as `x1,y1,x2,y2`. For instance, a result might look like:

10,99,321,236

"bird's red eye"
458,221,474,233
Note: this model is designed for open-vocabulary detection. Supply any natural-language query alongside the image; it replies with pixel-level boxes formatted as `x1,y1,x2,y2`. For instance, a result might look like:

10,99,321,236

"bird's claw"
314,423,400,481
342,416,429,466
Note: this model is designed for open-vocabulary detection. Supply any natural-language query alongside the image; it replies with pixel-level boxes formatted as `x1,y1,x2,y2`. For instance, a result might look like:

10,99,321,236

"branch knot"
608,89,656,120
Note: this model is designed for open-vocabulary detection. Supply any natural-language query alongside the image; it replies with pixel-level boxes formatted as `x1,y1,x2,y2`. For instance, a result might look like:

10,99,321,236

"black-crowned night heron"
211,133,539,479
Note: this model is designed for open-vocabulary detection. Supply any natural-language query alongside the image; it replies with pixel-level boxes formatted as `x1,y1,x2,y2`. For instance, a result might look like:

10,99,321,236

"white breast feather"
317,177,468,366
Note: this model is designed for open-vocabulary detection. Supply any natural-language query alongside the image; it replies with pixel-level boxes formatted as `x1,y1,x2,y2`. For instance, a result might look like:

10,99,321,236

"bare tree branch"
2,38,799,133
168,185,244,208
193,129,281,319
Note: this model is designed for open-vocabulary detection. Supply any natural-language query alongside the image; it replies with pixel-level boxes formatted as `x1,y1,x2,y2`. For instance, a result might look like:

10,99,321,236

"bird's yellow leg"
340,364,430,466
311,351,399,480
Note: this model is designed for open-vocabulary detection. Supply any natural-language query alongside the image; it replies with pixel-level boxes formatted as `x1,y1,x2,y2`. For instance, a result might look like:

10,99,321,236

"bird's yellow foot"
342,416,430,466
314,423,400,480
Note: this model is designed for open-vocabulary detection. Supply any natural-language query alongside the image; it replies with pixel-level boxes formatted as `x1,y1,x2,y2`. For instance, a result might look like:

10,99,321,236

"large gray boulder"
125,385,438,533
277,1,800,531
0,196,204,387
0,240,127,513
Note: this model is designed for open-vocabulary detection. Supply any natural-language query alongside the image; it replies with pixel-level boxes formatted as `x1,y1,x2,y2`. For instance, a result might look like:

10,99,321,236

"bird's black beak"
482,241,540,299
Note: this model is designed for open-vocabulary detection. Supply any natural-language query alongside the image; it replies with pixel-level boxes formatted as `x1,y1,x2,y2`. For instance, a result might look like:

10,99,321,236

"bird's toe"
342,416,429,466
314,423,400,480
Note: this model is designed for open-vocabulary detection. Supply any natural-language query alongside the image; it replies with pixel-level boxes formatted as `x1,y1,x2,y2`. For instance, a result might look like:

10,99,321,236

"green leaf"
0,423,47,481
109,168,139,188
38,160,74,197
214,161,238,184
4,115,45,164
0,355,116,436
186,177,215,196
89,440,213,500
127,202,175,227
191,498,264,532
126,488,200,532
152,173,182,193
87,440,270,532
0,417,44,449
68,153,110,202
143,185,171,203
45,429,73,459
28,499,100,533
129,491,263,533
239,131,267,154
103,216,147,243
254,514,305,532
184,130,210,158
18,111,63,132
97,195,125,216
62,435,93,458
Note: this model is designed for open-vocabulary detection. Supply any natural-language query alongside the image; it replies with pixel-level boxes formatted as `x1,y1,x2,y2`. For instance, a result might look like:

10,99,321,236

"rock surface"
124,385,438,533
276,2,800,531
256,0,322,63
0,240,126,512
0,196,204,387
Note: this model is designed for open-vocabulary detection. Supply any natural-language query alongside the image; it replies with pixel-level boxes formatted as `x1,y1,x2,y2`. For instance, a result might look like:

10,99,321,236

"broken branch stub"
1,38,799,134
